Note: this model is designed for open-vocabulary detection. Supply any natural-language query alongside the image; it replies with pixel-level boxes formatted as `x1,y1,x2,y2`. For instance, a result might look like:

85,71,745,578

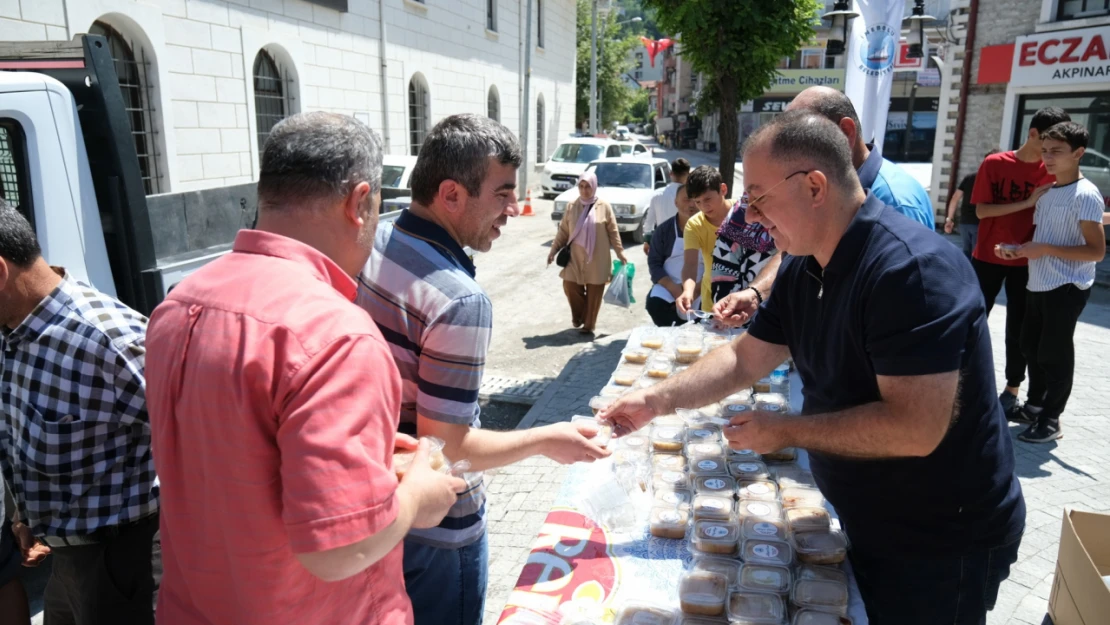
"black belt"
40,513,158,548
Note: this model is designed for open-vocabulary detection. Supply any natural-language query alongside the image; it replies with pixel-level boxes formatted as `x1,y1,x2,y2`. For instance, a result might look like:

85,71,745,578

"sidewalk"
482,295,1110,625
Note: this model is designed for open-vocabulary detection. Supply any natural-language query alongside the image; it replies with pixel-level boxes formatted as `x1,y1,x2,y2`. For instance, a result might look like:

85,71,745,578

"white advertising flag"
843,0,905,153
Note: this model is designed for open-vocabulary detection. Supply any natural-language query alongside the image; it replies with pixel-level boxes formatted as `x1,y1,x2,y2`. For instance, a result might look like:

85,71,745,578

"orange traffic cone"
522,189,534,216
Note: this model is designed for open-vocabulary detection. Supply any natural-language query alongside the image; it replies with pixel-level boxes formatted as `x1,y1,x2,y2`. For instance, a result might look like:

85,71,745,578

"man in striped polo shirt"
358,114,610,625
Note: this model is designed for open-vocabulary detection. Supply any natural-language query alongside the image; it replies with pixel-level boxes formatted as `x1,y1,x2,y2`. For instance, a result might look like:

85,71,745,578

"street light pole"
589,0,598,134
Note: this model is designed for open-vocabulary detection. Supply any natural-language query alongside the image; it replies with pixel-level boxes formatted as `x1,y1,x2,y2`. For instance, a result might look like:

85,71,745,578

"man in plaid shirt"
0,200,160,624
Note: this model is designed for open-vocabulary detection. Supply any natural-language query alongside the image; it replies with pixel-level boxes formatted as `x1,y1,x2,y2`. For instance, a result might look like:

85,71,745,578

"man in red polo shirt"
144,112,465,625
971,107,1070,422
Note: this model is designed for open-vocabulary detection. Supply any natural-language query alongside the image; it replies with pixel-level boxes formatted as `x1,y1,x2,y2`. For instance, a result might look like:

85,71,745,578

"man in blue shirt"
602,111,1024,624
787,86,935,229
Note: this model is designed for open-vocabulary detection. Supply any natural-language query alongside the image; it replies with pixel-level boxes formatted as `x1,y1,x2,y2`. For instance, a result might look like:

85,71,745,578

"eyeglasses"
745,170,811,215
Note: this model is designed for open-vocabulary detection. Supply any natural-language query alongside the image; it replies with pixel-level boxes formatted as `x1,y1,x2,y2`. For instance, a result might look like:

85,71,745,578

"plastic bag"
393,436,472,479
603,261,635,308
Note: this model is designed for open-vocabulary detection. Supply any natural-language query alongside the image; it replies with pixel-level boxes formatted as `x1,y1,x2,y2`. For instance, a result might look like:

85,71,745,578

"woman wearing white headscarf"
547,171,628,334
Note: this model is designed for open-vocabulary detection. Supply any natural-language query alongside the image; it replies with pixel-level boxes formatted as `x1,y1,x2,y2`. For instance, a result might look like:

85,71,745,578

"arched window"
90,20,162,195
536,95,545,161
488,86,500,122
253,49,293,158
408,74,430,156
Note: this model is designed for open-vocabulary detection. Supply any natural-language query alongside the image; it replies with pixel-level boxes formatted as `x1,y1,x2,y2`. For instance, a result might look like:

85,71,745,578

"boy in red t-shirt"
970,106,1070,422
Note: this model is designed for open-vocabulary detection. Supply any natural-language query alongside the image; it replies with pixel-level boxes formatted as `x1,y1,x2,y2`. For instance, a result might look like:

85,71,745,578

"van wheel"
628,219,645,244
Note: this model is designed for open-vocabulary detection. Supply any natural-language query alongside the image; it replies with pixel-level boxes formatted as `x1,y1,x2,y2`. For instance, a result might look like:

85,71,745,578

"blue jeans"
403,531,488,625
849,533,1022,625
961,224,979,258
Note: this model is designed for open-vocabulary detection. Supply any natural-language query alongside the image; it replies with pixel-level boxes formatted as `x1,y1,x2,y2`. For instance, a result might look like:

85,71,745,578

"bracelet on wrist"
748,286,764,304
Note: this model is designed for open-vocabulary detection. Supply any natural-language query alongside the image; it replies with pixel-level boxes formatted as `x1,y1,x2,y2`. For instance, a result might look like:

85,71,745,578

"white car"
616,140,652,158
1079,148,1110,241
541,138,623,199
381,154,418,214
550,157,673,244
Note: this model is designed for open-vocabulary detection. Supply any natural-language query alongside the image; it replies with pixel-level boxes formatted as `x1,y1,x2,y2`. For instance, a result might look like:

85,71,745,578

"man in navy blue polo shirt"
602,111,1024,624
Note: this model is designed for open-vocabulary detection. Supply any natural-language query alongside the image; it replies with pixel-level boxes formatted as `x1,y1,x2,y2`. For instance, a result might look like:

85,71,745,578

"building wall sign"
766,69,847,94
1010,26,1110,87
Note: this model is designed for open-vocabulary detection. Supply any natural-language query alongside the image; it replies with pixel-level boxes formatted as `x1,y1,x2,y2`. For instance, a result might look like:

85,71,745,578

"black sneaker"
1000,391,1028,423
1007,404,1038,425
1018,417,1062,443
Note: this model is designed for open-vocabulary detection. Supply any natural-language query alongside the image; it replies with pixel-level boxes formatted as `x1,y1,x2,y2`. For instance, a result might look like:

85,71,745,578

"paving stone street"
481,291,1110,625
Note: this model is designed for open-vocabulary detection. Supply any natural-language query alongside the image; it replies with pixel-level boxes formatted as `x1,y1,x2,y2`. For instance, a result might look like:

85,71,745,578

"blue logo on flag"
858,24,897,76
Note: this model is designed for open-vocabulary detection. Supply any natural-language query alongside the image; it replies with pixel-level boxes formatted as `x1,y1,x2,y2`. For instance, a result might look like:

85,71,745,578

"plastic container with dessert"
723,389,753,405
726,590,787,624
790,579,849,616
646,357,675,379
780,487,825,510
598,384,630,398
653,453,688,472
679,571,729,617
654,486,694,510
653,470,690,491
738,480,779,502
611,447,649,466
689,555,743,586
613,602,678,625
685,424,723,445
736,499,783,522
615,433,650,453
770,464,816,488
694,475,737,497
753,393,788,413
740,538,794,567
741,517,789,542
651,423,687,452
762,448,797,463
613,364,645,386
791,530,849,565
679,618,730,625
722,402,754,419
796,564,848,585
394,436,461,479
727,448,762,462
689,519,741,556
752,377,774,393
571,415,613,446
691,494,734,521
674,334,705,364
729,460,771,481
649,505,691,539
737,563,793,595
588,395,617,416
639,329,666,350
791,611,853,625
784,507,831,534
636,377,663,390
689,457,729,478
685,436,725,458
622,347,652,364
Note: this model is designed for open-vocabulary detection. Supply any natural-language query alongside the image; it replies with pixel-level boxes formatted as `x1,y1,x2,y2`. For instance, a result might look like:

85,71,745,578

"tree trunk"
717,73,739,199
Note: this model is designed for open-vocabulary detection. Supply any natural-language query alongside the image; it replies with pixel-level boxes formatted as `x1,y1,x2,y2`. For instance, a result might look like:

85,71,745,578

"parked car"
613,125,632,141
380,154,417,214
550,157,672,244
541,138,623,198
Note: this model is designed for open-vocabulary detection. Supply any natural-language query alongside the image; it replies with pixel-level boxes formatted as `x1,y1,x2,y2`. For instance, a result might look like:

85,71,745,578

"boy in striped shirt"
999,122,1107,443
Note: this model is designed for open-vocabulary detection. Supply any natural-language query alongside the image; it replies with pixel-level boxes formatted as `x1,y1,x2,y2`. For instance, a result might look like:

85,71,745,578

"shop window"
801,49,825,69
1057,0,1110,21
1015,92,1110,207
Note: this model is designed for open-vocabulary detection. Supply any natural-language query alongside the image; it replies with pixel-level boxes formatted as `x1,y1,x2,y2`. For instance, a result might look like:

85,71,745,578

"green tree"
627,89,652,124
643,0,821,195
575,0,639,130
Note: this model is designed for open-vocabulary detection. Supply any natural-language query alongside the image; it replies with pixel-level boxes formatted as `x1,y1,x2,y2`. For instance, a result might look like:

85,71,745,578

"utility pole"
589,0,598,134
520,0,534,197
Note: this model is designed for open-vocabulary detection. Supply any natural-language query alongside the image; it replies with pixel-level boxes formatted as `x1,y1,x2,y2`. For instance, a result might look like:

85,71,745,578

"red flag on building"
640,37,673,67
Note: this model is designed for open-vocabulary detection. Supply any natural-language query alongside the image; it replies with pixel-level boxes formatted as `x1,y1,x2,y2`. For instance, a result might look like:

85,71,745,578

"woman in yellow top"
548,172,628,334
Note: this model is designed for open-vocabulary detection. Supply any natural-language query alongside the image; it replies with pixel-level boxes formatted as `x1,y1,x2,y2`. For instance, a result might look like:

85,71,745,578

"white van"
540,138,622,198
